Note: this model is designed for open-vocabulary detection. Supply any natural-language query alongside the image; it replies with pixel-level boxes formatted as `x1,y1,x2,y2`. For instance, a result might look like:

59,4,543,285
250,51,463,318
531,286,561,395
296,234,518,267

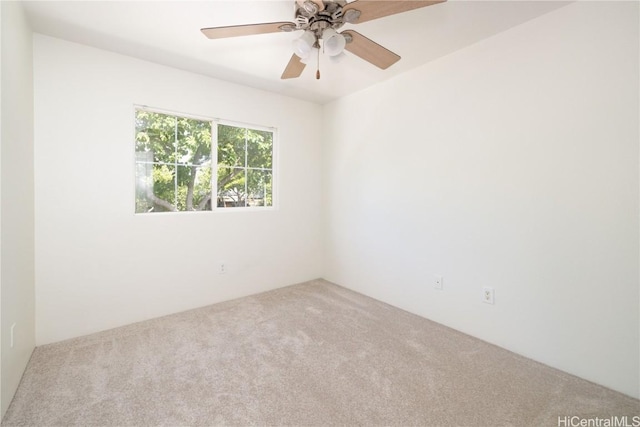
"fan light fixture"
322,28,346,57
300,47,319,65
329,51,347,64
292,30,316,59
201,0,448,80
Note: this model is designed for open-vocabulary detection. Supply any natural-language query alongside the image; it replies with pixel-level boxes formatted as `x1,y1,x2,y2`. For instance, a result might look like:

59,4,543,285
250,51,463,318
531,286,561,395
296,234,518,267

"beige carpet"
2,279,638,426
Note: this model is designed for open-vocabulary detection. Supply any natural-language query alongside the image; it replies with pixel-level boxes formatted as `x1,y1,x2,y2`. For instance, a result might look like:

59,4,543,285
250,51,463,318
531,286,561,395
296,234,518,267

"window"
135,108,274,213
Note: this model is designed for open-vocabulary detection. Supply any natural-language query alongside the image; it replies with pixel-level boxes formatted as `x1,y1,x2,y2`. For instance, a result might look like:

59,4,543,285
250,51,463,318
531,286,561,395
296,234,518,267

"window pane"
217,166,246,208
247,129,273,169
135,152,154,213
135,110,274,213
176,117,211,166
152,164,177,211
135,163,177,213
176,165,212,211
135,111,177,164
247,170,272,207
193,165,213,211
218,124,246,167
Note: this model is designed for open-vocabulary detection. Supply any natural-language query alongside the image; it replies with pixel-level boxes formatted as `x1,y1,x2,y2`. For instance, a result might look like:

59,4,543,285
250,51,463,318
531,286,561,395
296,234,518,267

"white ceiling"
23,0,570,104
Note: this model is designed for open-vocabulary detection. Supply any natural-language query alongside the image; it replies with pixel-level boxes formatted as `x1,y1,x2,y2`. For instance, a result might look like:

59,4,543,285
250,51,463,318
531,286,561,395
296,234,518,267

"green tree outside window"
135,109,274,213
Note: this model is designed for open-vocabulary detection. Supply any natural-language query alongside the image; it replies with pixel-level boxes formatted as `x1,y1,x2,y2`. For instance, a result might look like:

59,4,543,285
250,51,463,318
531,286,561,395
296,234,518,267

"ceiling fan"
201,0,446,80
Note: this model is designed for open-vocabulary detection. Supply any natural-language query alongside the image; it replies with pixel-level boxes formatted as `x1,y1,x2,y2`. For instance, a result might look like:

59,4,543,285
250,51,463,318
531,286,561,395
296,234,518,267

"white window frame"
134,105,278,213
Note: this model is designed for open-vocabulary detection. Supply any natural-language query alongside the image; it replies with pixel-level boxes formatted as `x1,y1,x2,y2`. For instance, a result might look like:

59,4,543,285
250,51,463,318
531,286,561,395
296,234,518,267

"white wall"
323,1,639,398
0,1,36,417
34,35,323,345
26,0,640,401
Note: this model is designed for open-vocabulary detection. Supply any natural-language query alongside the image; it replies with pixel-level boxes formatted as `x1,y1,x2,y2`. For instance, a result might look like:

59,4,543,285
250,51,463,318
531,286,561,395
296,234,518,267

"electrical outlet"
483,287,494,305
434,275,443,290
218,262,226,275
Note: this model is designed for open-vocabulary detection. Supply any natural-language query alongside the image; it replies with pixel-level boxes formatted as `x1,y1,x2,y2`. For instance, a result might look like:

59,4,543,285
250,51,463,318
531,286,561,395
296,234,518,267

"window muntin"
135,108,274,213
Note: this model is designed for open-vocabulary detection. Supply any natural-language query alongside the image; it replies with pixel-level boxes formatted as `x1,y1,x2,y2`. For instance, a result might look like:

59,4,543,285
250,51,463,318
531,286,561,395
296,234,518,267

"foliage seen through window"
135,110,274,213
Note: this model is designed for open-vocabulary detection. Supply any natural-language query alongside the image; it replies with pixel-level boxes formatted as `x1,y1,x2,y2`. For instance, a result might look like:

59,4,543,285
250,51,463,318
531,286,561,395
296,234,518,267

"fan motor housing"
295,0,350,37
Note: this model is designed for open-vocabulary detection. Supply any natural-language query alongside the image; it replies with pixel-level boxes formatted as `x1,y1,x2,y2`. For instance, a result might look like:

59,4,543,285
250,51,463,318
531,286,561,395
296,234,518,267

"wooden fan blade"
281,54,306,79
343,0,445,24
342,30,400,70
201,22,295,39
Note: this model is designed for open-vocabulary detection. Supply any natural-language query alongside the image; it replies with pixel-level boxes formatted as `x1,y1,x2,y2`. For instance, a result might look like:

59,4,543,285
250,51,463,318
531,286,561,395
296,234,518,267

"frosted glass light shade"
300,47,318,65
322,28,346,57
292,31,316,59
329,51,347,64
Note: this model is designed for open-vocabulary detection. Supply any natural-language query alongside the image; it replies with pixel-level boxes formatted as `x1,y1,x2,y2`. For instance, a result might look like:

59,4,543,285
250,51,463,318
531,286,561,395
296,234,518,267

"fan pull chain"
316,46,320,80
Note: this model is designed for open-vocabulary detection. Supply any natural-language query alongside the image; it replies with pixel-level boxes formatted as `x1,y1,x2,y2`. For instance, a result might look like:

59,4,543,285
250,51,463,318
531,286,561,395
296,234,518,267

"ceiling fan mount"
200,0,446,80
278,1,359,36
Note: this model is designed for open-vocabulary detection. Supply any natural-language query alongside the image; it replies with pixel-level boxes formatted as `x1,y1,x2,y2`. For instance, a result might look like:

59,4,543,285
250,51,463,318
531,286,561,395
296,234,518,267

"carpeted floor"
2,279,638,426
